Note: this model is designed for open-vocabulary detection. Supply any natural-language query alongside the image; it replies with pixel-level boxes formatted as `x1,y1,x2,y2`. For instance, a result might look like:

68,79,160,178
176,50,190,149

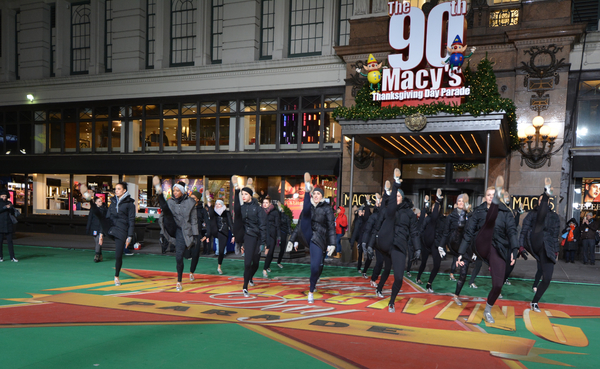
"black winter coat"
280,211,291,235
0,199,15,234
309,200,336,250
209,207,232,237
104,193,136,240
241,198,267,245
393,199,422,254
519,207,561,263
265,205,280,246
86,204,107,236
440,208,470,255
196,204,211,238
350,215,364,245
362,207,380,246
459,202,519,263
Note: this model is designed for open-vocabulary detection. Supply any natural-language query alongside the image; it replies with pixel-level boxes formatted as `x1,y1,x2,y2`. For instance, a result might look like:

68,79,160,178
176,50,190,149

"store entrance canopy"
339,112,510,162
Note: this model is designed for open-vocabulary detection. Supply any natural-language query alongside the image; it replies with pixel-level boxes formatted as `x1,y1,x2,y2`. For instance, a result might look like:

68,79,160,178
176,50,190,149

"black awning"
0,152,340,176
573,154,600,178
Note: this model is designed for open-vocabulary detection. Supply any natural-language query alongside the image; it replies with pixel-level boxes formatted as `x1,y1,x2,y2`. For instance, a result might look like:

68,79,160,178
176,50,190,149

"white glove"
471,254,477,261
327,245,336,257
154,184,162,195
438,246,446,258
83,191,92,201
286,241,293,252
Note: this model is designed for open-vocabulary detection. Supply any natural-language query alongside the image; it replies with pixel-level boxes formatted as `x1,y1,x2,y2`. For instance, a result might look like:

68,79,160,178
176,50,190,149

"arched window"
71,2,91,74
171,0,196,66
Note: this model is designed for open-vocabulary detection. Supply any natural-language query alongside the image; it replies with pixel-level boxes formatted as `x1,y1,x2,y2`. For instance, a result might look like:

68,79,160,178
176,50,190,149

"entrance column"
484,132,490,190
348,136,355,226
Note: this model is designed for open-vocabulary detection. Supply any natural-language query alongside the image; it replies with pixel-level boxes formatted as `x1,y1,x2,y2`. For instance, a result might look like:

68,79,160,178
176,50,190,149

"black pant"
533,261,543,288
175,228,186,282
376,252,392,293
450,255,458,274
189,235,202,274
455,258,482,295
532,251,555,304
565,249,576,262
263,238,277,271
216,233,228,266
278,231,288,264
405,246,413,273
0,232,15,260
416,243,441,286
243,235,261,290
202,235,212,255
114,236,127,277
362,249,373,274
389,248,407,305
474,203,505,306
356,244,364,271
309,241,326,292
582,239,596,264
371,248,384,282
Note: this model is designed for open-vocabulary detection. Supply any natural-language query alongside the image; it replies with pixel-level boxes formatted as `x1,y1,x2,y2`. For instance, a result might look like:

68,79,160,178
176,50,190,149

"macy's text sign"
379,1,470,107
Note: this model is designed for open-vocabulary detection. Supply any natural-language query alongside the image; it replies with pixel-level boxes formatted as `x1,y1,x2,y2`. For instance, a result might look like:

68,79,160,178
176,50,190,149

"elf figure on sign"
444,35,475,69
356,54,385,94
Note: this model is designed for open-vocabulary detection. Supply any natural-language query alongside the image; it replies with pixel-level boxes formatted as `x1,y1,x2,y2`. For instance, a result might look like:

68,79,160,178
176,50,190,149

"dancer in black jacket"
97,182,136,287
295,172,336,303
519,179,560,312
361,197,380,278
206,191,232,275
387,168,422,312
262,196,280,278
232,176,267,297
0,189,18,263
276,202,291,268
87,196,107,263
440,194,471,305
416,189,444,292
457,177,518,324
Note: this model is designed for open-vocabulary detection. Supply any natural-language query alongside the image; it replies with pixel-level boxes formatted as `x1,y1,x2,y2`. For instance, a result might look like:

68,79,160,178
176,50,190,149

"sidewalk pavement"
11,232,600,285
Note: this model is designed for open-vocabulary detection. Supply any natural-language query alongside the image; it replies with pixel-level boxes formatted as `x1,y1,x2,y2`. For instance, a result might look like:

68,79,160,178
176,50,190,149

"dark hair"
177,181,186,187
263,195,271,202
116,181,128,191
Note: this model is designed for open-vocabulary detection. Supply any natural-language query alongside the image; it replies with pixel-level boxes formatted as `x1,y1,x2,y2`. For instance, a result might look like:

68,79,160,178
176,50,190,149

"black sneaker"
0,257,3,262
123,250,134,256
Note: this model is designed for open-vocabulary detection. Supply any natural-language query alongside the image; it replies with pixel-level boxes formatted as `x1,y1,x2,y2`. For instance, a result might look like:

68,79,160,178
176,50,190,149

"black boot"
94,253,100,263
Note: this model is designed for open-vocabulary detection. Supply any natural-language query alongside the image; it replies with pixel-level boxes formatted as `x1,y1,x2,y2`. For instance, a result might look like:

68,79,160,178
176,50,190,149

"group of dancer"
348,171,560,318
81,169,560,318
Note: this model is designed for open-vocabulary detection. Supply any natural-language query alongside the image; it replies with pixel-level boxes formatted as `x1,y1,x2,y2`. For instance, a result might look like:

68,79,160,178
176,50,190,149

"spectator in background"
0,189,18,262
335,206,348,257
562,218,580,264
580,212,598,265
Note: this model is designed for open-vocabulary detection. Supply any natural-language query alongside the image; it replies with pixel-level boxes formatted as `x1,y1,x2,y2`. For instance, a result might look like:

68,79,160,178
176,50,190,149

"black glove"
361,242,367,254
518,246,529,260
412,249,422,265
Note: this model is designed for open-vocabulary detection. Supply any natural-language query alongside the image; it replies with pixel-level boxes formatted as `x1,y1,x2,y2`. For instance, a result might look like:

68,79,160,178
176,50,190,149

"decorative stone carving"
354,0,369,15
405,113,427,131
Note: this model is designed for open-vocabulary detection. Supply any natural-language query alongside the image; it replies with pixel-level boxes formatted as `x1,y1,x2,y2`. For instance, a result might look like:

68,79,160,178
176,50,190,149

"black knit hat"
313,187,324,197
241,187,254,196
0,189,9,197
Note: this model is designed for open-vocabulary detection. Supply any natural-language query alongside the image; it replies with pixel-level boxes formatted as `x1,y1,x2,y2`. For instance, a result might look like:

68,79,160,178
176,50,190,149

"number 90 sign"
388,1,468,70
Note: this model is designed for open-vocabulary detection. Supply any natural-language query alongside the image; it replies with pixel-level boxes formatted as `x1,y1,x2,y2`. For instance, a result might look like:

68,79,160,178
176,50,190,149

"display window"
283,175,337,219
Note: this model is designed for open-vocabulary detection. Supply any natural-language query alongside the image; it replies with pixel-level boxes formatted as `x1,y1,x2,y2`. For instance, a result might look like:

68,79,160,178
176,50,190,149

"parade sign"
375,1,474,107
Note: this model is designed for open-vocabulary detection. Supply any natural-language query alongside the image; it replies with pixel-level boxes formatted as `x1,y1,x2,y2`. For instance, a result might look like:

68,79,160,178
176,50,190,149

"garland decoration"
334,57,519,151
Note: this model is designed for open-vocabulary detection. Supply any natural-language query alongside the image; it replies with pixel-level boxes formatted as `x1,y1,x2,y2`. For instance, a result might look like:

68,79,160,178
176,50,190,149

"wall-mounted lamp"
517,112,559,169
26,94,34,102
